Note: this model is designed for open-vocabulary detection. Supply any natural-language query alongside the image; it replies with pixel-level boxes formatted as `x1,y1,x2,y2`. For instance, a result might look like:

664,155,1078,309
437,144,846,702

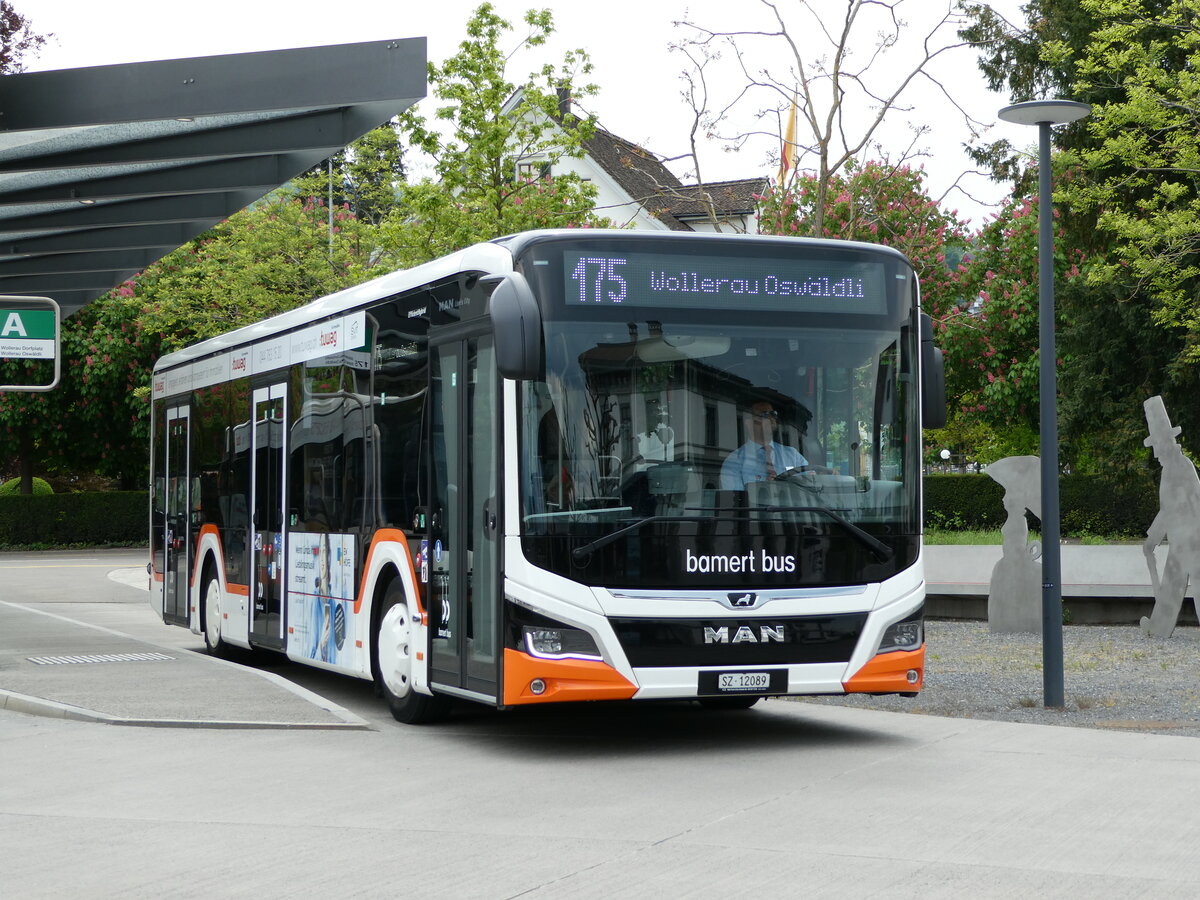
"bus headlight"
522,626,603,661
877,616,923,654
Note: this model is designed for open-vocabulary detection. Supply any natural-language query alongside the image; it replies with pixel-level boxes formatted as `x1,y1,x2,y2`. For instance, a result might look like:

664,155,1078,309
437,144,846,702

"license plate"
721,672,770,690
698,669,786,695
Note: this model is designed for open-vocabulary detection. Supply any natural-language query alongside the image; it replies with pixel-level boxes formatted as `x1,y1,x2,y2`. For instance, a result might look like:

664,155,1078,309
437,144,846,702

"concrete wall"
925,544,1199,625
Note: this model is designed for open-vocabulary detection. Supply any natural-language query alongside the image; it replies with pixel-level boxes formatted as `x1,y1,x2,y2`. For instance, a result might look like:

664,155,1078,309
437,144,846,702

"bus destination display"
563,250,890,314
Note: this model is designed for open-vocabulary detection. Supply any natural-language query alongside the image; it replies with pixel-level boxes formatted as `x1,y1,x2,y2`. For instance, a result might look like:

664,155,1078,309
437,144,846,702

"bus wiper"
766,471,891,561
571,514,712,562
742,505,894,562
569,507,892,563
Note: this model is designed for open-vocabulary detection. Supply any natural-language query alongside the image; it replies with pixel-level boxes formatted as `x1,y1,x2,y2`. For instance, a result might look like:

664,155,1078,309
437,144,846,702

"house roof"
582,127,768,230
668,179,771,221
0,39,426,317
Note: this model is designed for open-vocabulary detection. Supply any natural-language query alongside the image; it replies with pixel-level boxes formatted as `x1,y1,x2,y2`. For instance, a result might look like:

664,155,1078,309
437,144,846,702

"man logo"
703,624,786,644
728,592,758,608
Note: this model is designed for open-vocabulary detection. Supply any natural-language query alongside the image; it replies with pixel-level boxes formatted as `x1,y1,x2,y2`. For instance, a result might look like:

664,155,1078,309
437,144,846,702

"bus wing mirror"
920,313,947,430
487,272,543,380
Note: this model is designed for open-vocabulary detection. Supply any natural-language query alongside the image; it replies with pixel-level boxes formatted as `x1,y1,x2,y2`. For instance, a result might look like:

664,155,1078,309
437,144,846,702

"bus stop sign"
0,296,61,391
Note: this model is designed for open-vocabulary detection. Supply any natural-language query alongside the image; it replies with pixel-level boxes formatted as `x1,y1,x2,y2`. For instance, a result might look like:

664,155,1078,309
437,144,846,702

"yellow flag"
778,95,799,186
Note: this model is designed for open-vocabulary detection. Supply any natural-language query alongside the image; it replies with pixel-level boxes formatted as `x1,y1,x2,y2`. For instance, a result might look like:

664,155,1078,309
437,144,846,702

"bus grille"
610,614,868,668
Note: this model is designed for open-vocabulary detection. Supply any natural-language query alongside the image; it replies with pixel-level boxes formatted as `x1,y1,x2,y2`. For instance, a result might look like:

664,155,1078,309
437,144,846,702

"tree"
0,1,49,74
134,194,387,353
1064,0,1200,469
0,193,393,485
0,294,159,488
674,0,985,237
292,122,407,226
962,0,1200,470
1070,1,1200,363
54,295,161,485
390,3,608,264
942,193,1093,464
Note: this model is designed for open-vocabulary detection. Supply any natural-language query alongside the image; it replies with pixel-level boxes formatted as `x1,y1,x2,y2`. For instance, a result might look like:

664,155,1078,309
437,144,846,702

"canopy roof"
0,38,426,317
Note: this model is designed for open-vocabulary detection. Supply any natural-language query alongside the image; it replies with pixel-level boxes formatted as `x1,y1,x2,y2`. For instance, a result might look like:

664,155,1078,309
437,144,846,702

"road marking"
28,652,175,666
1,599,149,640
0,563,120,569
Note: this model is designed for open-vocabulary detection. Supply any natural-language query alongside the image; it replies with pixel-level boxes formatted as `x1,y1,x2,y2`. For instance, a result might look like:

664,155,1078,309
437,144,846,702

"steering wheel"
773,466,809,481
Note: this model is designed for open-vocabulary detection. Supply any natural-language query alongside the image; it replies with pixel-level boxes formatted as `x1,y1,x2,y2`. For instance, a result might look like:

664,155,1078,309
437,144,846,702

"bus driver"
720,400,808,490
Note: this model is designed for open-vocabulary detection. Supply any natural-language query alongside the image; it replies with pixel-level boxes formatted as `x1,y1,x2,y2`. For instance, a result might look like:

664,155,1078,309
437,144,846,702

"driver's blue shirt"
720,441,808,490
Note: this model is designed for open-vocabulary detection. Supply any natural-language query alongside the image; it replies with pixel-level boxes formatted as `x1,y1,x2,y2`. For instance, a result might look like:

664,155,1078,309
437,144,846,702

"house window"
517,161,552,180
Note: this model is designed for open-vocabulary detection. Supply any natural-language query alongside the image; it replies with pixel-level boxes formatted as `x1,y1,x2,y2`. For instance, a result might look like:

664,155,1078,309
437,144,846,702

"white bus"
150,230,946,722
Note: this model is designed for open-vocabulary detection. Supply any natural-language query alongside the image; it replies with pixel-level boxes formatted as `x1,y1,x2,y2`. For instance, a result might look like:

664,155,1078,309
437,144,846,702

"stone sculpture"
1141,395,1200,638
985,455,1043,634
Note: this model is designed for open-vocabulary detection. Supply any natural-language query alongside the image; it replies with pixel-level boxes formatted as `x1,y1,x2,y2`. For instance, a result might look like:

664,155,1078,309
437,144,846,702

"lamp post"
997,99,1090,709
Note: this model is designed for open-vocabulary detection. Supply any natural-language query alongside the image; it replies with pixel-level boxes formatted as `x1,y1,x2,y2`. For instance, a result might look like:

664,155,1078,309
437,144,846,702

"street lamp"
997,99,1090,709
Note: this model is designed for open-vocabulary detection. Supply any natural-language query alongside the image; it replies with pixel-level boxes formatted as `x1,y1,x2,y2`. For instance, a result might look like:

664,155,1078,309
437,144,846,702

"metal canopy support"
0,38,427,317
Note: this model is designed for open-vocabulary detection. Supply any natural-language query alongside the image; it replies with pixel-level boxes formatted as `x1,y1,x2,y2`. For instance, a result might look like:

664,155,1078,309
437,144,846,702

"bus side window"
290,366,347,533
218,379,252,587
370,299,430,535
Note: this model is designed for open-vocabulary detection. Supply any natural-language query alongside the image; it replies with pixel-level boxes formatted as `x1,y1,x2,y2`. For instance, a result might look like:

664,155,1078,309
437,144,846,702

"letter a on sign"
2,312,28,337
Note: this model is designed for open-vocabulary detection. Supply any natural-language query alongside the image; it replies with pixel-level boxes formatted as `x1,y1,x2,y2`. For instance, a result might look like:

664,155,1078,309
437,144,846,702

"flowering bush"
757,161,970,322
948,195,1086,438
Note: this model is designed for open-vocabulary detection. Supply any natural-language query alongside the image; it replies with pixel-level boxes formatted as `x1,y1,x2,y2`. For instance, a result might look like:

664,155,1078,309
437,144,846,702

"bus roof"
152,240,515,374
152,230,914,375
493,228,915,264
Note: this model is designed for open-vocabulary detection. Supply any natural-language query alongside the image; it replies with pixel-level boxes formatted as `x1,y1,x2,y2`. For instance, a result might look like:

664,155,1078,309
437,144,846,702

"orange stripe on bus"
355,529,421,617
842,646,925,694
502,648,638,706
189,524,224,588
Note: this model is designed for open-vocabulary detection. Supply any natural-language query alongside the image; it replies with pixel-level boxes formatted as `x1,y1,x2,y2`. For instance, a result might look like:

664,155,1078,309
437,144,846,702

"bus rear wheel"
375,580,450,724
202,571,229,658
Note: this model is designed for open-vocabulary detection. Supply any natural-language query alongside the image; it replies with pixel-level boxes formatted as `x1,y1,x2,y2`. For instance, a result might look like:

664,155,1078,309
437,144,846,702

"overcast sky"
27,0,1031,228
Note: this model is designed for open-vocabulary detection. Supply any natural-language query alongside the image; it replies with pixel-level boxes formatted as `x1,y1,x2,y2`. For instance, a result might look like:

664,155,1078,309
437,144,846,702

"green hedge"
925,474,1157,537
0,477,54,496
0,492,148,547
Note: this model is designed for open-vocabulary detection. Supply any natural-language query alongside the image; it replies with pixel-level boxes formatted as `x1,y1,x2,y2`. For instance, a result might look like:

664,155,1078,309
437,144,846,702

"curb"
0,687,373,730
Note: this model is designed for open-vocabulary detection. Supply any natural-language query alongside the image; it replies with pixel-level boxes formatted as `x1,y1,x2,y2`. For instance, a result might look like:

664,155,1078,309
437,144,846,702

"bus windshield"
519,315,920,589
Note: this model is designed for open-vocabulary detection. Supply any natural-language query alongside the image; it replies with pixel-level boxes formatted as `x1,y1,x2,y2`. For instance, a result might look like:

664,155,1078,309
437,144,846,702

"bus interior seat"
646,461,702,515
800,429,826,467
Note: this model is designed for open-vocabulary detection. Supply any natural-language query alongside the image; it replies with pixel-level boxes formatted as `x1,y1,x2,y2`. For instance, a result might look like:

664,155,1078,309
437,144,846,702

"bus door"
429,334,501,701
162,404,191,626
250,383,287,647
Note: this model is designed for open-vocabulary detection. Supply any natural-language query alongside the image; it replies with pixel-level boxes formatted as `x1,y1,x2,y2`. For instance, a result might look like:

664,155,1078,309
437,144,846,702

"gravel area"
802,620,1200,738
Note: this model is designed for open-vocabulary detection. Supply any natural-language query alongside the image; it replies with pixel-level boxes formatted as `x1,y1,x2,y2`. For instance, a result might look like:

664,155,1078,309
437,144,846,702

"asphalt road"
3,549,1200,898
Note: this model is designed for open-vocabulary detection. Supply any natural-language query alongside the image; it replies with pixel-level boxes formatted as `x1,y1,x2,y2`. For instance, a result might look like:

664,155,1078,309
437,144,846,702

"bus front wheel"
375,580,450,724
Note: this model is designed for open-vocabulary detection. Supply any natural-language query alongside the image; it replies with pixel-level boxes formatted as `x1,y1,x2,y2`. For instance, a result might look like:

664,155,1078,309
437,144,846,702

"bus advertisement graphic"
288,532,357,667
